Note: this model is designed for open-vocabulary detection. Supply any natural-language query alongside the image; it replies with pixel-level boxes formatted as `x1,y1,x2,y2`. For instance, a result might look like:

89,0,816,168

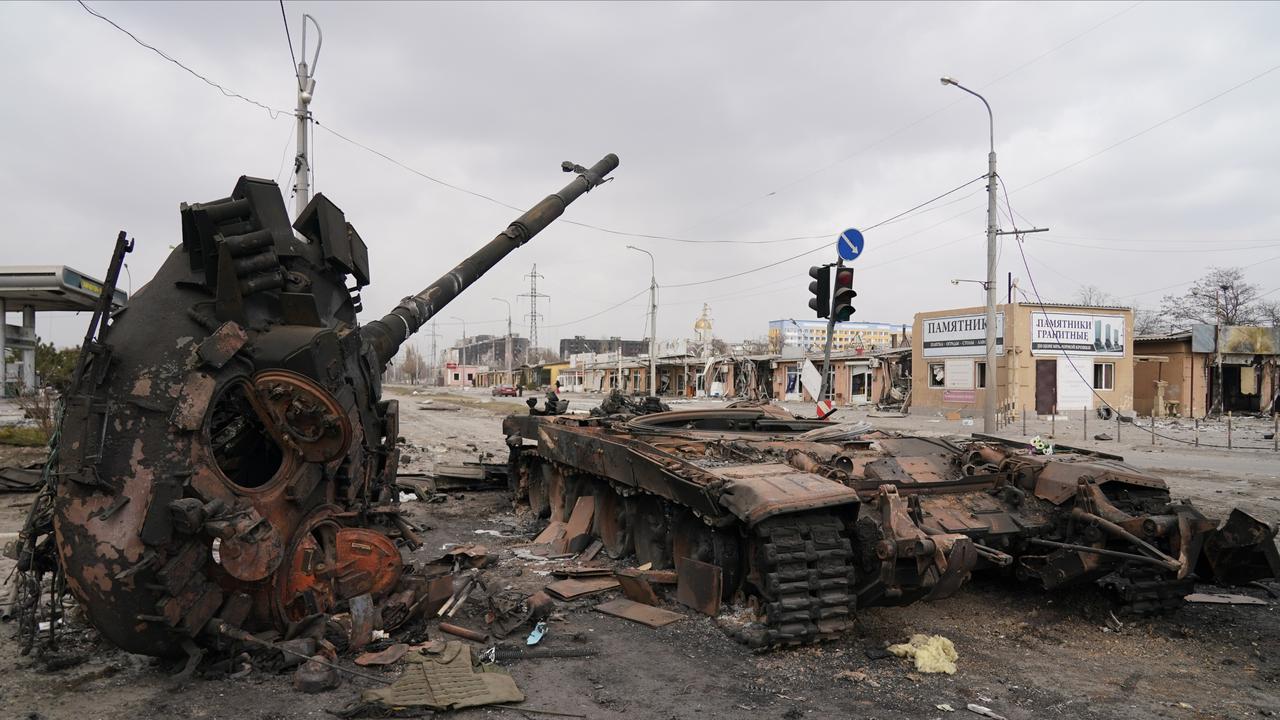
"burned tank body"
52,154,618,658
503,406,1279,646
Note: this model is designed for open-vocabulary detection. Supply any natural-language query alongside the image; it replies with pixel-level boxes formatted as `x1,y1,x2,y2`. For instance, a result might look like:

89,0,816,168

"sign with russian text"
1031,312,1125,356
943,389,976,403
922,313,1004,358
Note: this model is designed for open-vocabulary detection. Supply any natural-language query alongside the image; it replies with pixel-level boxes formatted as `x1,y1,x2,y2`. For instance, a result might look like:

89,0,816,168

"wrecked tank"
503,404,1279,647
47,154,619,659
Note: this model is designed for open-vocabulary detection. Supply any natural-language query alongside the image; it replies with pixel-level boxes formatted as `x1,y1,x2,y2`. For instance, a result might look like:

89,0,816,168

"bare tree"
1132,304,1167,336
1259,300,1280,327
1158,267,1263,328
402,345,425,385
1074,284,1116,307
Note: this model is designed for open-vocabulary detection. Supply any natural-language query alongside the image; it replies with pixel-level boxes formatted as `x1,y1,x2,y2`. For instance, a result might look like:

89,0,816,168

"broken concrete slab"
595,598,684,628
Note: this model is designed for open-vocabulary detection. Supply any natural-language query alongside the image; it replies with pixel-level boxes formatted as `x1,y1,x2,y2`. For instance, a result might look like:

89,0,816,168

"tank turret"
51,155,618,657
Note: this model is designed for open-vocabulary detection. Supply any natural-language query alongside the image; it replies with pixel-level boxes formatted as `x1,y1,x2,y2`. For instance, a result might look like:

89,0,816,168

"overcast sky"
3,1,1278,357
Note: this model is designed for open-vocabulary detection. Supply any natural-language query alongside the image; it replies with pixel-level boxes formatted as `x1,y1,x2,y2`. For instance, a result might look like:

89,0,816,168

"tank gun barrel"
363,153,619,365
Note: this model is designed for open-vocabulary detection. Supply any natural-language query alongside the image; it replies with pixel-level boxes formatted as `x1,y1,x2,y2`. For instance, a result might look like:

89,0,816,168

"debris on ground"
357,641,524,712
966,703,1007,719
1184,592,1268,605
595,598,685,627
887,634,959,674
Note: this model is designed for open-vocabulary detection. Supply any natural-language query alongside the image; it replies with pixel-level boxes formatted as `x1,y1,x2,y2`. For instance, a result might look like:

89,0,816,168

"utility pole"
942,76,997,432
493,298,513,384
1214,284,1230,415
628,246,658,396
293,15,322,218
519,264,549,361
819,259,843,401
425,320,441,386
450,316,467,366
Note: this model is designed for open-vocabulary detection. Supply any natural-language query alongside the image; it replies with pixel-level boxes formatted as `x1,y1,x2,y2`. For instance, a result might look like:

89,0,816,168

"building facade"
767,319,907,355
558,336,650,359
448,334,530,369
911,303,1134,417
1135,326,1279,417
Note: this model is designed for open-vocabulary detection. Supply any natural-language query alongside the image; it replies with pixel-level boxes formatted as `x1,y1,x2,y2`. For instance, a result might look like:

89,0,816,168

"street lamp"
951,278,992,290
627,245,658,397
450,316,467,366
492,298,513,384
942,75,999,432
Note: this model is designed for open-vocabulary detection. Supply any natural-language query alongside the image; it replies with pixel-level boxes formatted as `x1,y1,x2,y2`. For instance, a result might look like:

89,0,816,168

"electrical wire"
76,1,289,120
541,287,650,329
997,177,1262,449
671,1,1144,234
274,122,296,188
661,178,988,289
1011,59,1280,195
279,0,299,84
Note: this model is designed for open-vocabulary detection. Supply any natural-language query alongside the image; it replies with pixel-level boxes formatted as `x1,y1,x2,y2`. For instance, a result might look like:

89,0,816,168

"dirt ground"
1,387,1277,720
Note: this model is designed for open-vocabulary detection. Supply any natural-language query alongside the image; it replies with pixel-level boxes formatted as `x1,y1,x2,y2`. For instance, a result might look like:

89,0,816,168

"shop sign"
1031,312,1125,356
922,313,1004,358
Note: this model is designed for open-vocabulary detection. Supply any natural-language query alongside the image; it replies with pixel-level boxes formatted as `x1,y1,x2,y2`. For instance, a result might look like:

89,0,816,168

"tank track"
744,513,858,647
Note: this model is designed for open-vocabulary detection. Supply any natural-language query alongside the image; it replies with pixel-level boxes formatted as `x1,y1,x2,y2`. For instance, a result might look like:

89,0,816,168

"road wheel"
672,509,745,600
628,494,672,569
594,484,633,559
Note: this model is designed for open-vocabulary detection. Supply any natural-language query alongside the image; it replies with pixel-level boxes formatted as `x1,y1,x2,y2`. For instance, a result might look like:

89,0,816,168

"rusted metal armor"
503,407,1279,647
53,155,618,657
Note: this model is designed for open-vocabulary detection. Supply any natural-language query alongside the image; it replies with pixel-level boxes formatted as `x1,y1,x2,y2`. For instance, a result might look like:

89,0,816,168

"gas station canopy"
0,265,128,312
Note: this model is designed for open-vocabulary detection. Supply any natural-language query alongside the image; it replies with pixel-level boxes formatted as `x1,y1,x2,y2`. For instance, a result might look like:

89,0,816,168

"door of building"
1035,359,1057,415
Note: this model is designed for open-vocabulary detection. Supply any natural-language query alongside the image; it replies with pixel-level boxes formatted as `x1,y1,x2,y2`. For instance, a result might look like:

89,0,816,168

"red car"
491,384,518,397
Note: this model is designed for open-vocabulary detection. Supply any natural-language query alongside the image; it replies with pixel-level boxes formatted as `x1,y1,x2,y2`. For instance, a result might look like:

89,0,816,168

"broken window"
208,380,283,489
1093,362,1115,390
976,361,987,389
928,363,946,388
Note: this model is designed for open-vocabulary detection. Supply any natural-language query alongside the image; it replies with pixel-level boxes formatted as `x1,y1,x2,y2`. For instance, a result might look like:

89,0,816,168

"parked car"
491,384,518,397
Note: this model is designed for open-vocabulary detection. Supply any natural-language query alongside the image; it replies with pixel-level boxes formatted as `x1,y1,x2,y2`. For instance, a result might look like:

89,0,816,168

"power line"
541,287,649,329
1038,238,1280,253
1011,59,1280,194
76,1,289,120
670,2,1145,234
278,0,298,82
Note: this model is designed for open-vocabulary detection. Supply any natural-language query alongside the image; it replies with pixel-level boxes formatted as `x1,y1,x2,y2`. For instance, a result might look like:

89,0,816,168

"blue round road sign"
837,228,864,262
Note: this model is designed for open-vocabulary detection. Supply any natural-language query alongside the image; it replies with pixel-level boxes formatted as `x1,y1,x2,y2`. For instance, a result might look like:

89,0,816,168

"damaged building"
1134,325,1280,417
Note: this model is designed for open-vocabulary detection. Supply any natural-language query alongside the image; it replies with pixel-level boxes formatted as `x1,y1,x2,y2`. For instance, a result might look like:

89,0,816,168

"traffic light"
807,265,831,318
832,267,856,321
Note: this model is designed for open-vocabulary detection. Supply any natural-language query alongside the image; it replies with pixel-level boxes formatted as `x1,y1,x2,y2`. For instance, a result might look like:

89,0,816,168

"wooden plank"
615,569,660,606
533,521,567,546
595,599,684,628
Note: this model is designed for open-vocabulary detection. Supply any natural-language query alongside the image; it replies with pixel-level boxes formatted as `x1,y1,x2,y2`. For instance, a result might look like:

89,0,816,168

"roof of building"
1135,331,1193,342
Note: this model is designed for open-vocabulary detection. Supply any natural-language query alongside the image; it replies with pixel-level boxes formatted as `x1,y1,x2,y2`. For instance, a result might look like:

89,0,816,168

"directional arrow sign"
837,228,864,262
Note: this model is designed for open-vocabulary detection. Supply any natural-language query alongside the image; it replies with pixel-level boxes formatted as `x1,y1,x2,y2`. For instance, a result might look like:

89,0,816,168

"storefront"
1135,326,1279,418
912,303,1134,418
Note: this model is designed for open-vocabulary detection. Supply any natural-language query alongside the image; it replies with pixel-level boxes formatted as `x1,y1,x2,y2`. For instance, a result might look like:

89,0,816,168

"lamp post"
942,76,998,432
450,316,467,367
627,245,658,397
493,298,513,385
1214,283,1230,415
